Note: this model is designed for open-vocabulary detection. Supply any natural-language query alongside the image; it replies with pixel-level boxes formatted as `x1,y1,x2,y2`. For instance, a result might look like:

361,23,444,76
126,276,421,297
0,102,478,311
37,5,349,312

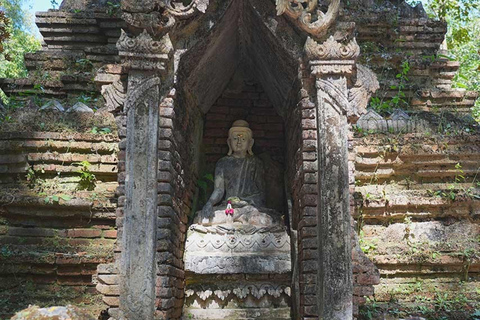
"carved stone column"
115,1,208,318
277,1,379,318
117,30,173,320
305,36,359,320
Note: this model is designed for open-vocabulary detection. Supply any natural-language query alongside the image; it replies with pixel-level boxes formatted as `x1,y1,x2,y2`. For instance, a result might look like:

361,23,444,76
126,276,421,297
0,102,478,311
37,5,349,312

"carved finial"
276,0,340,38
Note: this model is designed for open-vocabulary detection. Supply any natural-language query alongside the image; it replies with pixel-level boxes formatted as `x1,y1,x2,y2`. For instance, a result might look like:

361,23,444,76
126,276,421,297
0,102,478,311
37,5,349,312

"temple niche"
183,71,291,319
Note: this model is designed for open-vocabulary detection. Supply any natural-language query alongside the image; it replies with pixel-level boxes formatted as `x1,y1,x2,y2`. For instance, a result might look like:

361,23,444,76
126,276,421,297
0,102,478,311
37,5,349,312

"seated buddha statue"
194,120,281,227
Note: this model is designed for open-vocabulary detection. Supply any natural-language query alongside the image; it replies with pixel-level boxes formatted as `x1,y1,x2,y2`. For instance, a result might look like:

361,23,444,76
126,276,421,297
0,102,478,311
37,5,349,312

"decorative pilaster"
308,36,357,320
115,1,209,319
276,2,378,318
117,30,173,320
305,35,378,320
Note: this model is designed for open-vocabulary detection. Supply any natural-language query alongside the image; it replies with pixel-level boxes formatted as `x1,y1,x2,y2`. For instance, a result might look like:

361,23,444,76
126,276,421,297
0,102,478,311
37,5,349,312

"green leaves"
90,126,112,134
369,60,411,114
106,2,121,17
50,0,59,9
43,194,72,204
0,1,41,79
75,161,96,191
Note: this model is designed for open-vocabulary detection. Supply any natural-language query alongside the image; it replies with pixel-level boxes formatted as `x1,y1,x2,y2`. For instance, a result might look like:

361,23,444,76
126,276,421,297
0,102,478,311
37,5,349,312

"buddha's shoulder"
215,156,233,168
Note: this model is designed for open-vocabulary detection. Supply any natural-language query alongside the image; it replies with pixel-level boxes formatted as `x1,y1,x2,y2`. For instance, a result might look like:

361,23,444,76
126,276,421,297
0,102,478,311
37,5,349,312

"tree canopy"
409,0,480,120
0,0,41,78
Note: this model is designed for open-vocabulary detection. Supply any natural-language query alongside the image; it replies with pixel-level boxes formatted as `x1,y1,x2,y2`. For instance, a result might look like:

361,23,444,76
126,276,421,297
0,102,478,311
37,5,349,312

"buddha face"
228,129,253,156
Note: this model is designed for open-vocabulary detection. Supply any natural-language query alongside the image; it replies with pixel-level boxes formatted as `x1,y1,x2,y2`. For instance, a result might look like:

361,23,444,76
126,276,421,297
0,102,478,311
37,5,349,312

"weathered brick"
302,119,316,129
159,107,175,118
67,229,102,238
103,230,117,239
8,227,64,238
103,296,119,307
96,283,120,295
98,274,119,285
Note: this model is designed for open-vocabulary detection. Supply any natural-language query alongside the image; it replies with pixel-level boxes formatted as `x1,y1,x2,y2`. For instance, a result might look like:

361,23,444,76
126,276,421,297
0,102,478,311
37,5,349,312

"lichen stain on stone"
11,305,95,320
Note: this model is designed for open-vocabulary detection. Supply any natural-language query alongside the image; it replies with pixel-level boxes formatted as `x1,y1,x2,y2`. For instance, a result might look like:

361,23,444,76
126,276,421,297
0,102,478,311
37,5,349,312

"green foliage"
0,0,41,79
359,297,381,320
0,11,10,53
73,58,94,72
422,0,479,23
369,60,410,114
106,1,121,17
0,244,13,257
426,163,479,201
75,160,96,191
43,194,72,204
448,18,480,122
50,0,59,9
472,309,480,320
415,1,480,121
90,126,112,134
360,238,377,254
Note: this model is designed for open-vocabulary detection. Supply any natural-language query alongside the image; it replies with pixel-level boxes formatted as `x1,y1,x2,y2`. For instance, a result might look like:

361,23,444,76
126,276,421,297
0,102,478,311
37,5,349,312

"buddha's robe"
216,155,265,207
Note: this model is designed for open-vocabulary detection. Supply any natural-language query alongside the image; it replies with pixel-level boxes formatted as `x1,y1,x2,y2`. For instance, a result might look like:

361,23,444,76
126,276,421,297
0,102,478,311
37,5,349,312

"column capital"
117,30,173,73
305,36,359,78
304,36,379,121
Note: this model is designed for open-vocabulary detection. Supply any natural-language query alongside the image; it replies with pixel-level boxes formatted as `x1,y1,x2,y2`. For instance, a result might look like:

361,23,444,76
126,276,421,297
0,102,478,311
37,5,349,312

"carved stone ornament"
184,228,291,274
348,64,380,117
117,29,173,71
101,80,126,113
165,0,210,18
305,35,379,119
305,36,360,61
185,283,291,301
314,64,379,119
122,0,209,35
276,0,340,37
123,76,161,113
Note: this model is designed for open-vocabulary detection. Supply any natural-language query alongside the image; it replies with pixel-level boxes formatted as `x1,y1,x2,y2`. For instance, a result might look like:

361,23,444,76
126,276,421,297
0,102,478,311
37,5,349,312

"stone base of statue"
193,203,282,227
183,223,292,319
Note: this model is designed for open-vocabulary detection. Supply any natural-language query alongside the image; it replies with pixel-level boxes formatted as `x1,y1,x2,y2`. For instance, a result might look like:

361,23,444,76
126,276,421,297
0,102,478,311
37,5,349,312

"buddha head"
227,120,254,157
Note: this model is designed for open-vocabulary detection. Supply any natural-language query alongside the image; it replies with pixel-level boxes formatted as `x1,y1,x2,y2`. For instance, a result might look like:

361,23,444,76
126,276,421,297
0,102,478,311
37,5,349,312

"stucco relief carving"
276,0,340,37
101,80,126,113
305,36,379,119
349,64,380,117
185,283,291,301
305,36,360,61
124,76,161,112
117,30,173,72
122,0,209,35
185,227,290,252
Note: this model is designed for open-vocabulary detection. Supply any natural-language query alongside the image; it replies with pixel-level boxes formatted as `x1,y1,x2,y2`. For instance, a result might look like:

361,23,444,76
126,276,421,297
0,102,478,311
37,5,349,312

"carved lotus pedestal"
183,224,292,319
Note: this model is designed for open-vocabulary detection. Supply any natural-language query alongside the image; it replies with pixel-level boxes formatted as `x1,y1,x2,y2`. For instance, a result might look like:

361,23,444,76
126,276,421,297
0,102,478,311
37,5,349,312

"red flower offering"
225,201,234,216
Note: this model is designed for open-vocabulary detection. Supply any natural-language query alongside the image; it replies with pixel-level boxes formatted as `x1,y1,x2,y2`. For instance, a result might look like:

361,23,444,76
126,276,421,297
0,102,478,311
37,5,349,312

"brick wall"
340,11,478,116
0,10,123,100
352,133,480,318
0,132,118,319
203,75,285,168
155,89,199,319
